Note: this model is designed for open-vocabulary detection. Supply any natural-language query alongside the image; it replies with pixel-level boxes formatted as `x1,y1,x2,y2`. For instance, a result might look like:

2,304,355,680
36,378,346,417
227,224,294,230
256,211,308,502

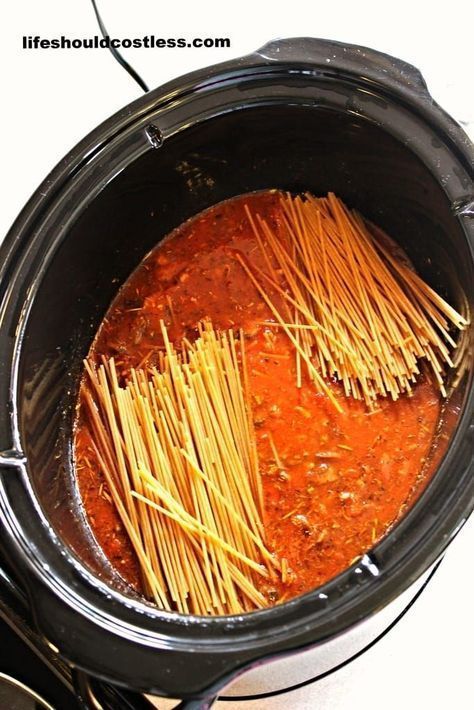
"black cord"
90,0,149,93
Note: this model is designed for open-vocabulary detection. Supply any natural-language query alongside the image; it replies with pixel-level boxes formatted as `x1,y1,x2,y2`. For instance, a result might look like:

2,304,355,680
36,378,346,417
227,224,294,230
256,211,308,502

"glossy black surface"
0,37,472,702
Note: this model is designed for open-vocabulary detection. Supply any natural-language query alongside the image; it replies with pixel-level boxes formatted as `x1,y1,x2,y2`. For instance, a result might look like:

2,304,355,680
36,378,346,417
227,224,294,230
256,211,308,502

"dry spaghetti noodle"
83,321,277,615
240,192,467,406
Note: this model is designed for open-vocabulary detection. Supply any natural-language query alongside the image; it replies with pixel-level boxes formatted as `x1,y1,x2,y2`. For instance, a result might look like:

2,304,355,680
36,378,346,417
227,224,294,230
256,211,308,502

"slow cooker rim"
1,34,473,271
0,37,473,697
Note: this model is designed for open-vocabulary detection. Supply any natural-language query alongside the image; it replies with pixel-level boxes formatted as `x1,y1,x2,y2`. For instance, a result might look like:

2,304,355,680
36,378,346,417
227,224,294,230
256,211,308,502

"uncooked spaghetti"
74,189,463,612
83,321,277,615
239,192,467,406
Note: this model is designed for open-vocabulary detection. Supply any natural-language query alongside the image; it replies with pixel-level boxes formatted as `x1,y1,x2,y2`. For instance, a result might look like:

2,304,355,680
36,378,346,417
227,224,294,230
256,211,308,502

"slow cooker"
0,37,472,708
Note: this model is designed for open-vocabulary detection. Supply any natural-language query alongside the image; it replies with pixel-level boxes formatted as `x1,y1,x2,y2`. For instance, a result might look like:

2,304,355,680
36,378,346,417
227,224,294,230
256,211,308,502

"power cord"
90,0,149,93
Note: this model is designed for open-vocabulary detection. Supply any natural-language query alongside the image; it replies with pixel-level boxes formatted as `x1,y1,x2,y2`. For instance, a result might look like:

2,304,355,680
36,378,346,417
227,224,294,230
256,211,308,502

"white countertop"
1,2,472,708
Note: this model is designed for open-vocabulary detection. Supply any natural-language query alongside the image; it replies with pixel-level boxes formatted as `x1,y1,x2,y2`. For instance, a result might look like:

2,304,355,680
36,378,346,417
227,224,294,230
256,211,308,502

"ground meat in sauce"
74,190,441,605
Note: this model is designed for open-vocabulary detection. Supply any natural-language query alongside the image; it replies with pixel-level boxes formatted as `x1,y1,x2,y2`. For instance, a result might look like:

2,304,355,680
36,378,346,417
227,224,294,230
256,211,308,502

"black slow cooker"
0,37,472,707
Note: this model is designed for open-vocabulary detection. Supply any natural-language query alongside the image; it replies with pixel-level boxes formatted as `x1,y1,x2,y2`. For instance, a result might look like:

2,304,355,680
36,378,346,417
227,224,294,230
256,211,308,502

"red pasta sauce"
74,190,441,605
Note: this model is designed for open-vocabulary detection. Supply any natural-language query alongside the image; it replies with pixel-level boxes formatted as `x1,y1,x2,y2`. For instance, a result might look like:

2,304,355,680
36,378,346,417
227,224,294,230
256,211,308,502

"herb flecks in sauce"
74,191,440,604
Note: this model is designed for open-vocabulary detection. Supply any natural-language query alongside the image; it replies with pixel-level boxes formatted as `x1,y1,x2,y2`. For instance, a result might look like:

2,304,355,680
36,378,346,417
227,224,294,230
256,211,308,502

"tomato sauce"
74,190,441,604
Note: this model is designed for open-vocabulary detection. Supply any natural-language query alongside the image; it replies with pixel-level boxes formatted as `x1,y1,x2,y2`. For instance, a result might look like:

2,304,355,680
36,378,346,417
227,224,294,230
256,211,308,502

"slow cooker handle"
255,37,431,99
73,669,217,709
72,670,155,709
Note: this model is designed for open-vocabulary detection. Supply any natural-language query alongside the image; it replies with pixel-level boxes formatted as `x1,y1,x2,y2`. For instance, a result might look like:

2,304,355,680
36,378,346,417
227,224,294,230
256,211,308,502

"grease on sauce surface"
75,191,441,604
